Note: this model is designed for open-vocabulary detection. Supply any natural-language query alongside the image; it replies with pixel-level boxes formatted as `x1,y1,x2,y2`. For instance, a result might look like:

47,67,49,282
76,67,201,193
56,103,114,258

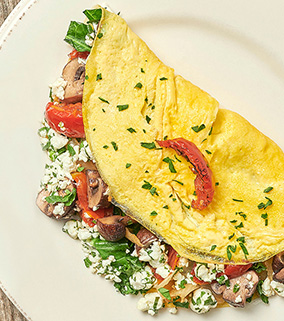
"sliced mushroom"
97,215,126,242
36,184,75,219
85,169,110,209
137,228,158,247
272,252,284,283
62,58,85,103
211,271,259,308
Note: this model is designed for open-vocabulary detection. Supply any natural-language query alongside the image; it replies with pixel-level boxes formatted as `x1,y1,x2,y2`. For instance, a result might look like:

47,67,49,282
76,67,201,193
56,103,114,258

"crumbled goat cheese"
50,134,68,150
168,307,177,314
190,288,217,314
85,33,94,47
137,292,163,316
78,57,87,65
262,278,275,297
155,264,171,279
53,202,65,216
62,220,82,239
173,272,196,290
129,266,154,290
271,280,284,297
194,263,224,283
138,241,166,268
49,77,67,100
235,295,242,303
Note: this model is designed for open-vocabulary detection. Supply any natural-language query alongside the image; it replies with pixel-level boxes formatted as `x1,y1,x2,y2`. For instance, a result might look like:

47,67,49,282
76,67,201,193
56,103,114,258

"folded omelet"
83,7,284,264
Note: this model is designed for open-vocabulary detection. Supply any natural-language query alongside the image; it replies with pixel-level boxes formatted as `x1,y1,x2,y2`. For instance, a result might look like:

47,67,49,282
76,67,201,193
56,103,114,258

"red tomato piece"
68,49,90,60
45,102,85,138
224,264,252,279
167,246,180,270
157,138,214,210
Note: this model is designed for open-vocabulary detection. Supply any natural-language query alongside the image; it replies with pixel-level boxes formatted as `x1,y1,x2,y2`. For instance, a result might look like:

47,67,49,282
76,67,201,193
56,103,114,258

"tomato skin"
224,264,252,279
68,49,89,60
71,172,112,227
167,246,180,270
157,138,214,210
45,102,85,138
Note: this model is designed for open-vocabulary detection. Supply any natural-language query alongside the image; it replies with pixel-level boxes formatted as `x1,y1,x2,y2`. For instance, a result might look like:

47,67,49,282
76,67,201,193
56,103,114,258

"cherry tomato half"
68,49,90,60
224,264,252,279
45,102,85,138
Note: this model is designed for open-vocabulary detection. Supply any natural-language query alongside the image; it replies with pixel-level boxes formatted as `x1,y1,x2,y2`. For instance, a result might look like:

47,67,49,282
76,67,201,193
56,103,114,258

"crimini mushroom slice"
211,271,259,308
62,58,85,103
97,215,126,242
85,169,110,209
36,184,75,219
272,251,284,283
137,228,158,247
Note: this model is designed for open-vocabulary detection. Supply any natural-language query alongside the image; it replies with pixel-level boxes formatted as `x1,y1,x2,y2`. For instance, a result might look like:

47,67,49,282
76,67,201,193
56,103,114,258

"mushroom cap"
97,215,126,242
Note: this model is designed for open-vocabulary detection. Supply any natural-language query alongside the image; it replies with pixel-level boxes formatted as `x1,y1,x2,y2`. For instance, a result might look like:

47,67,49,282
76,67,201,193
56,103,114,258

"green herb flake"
140,142,156,149
67,144,76,156
215,182,219,186
142,180,152,190
151,105,155,110
239,242,249,258
49,88,54,102
208,126,213,136
103,145,109,149
261,213,268,219
233,198,243,202
141,68,145,73
98,97,109,104
233,284,240,293
84,257,92,268
264,197,273,209
264,186,273,193
235,222,244,229
150,211,158,216
230,220,237,223
228,233,235,240
126,163,131,169
158,288,171,300
77,166,85,172
117,104,129,111
85,75,89,80
111,141,118,151
45,188,76,207
236,236,245,243
134,82,142,89
173,180,184,185
174,155,181,162
96,73,102,81
160,77,168,81
150,187,159,196
97,32,103,39
146,115,151,124
127,127,136,133
210,245,217,252
236,211,247,220
205,150,212,154
93,127,96,131
257,281,269,304
191,124,206,133
163,205,169,209
163,157,176,173
252,262,267,273
173,301,189,308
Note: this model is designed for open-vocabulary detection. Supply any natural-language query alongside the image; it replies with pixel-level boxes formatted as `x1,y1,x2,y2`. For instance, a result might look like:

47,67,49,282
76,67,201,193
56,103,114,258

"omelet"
83,7,284,264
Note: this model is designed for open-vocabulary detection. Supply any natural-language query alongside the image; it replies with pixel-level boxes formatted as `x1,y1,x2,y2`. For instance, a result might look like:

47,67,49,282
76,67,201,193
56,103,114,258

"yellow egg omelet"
83,7,284,264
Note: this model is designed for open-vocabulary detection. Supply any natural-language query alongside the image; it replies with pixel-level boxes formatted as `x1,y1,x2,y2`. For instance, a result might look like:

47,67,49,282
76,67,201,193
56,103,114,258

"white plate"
1,0,284,320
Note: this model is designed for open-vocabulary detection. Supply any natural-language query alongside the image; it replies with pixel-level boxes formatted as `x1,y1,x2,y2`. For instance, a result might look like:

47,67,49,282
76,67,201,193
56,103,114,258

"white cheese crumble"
62,220,82,239
235,295,242,303
155,264,171,279
129,266,154,290
85,33,95,47
194,263,224,283
53,202,65,216
262,278,275,297
49,77,67,100
190,288,217,314
168,307,177,314
138,241,166,268
173,271,197,290
271,280,284,297
137,292,163,316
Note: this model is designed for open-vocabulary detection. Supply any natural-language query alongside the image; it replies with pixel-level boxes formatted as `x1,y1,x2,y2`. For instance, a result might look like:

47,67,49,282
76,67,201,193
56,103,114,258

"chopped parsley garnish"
226,245,237,260
210,245,217,251
230,220,237,223
252,262,267,273
97,32,103,38
228,233,235,240
208,126,213,136
151,105,155,110
141,68,145,73
84,257,92,268
233,284,240,293
160,77,168,81
96,73,102,81
150,211,158,216
201,138,207,143
126,163,131,168
191,124,206,133
258,197,273,209
239,242,249,258
163,135,168,141
163,157,176,173
172,198,177,201
193,191,197,196
142,180,158,196
102,108,105,112
236,211,247,220
140,142,156,149
143,129,146,133
85,75,89,80
93,127,96,131
117,104,129,111
158,288,171,300
215,182,219,186
45,188,76,206
233,198,243,202
142,180,152,189
264,186,273,193
173,180,184,185
261,213,268,219
173,301,189,308
205,150,212,154
174,155,181,162
111,142,118,151
67,144,76,156
146,115,151,124
103,145,109,149
163,205,169,209
127,127,136,133
134,82,142,89
236,237,245,243
145,97,148,103
235,222,244,229
150,187,158,196
98,97,109,104
257,281,269,304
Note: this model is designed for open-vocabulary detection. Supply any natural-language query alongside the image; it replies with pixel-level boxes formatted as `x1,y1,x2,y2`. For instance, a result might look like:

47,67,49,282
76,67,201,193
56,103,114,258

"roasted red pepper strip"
224,263,252,279
167,245,180,270
157,138,214,210
72,172,106,226
45,102,85,138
